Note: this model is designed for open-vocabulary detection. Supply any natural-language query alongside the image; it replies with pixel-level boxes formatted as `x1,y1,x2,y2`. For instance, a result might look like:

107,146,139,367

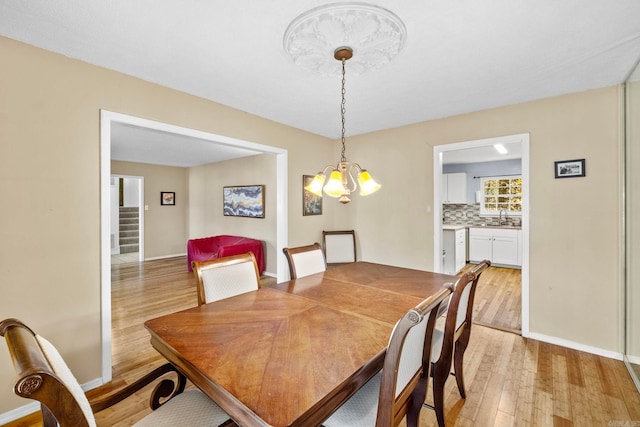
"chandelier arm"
319,164,337,174
350,163,363,172
347,164,358,192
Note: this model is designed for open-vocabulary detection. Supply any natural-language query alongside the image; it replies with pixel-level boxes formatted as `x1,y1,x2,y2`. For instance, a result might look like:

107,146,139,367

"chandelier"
304,47,381,204
284,2,406,204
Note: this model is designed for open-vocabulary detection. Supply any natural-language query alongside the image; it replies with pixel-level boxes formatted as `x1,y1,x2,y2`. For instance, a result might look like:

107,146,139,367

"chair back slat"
455,281,473,331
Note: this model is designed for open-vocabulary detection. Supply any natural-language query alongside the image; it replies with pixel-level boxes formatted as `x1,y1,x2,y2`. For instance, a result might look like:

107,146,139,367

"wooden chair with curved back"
191,252,261,306
0,318,232,427
322,285,454,427
282,242,326,279
322,230,356,265
426,260,491,427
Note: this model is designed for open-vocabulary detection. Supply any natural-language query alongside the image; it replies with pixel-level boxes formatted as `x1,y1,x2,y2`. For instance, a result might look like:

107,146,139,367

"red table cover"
187,235,265,275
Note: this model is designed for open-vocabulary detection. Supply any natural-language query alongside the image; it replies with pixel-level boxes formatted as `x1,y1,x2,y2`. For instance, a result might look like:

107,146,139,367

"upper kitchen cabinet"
442,172,467,203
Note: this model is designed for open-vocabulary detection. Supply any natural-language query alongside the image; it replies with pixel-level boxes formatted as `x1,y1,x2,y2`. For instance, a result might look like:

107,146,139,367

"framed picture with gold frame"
303,175,322,216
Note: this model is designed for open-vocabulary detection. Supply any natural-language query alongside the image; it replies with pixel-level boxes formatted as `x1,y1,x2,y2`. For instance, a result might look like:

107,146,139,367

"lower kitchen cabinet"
443,227,466,275
468,227,521,267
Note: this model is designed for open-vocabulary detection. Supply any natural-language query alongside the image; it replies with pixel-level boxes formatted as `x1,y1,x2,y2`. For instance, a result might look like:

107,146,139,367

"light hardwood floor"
464,264,522,334
5,257,639,426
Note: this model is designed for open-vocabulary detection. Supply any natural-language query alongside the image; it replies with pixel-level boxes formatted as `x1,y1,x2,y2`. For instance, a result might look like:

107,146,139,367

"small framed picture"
554,159,585,178
161,191,175,205
303,175,323,216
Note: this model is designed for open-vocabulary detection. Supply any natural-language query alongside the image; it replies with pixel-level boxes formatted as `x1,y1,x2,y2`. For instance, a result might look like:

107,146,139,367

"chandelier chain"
302,45,380,203
340,58,347,163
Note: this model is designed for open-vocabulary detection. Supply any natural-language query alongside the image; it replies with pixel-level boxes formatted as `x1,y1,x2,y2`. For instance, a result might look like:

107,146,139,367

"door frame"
100,110,289,382
433,133,530,337
111,174,144,261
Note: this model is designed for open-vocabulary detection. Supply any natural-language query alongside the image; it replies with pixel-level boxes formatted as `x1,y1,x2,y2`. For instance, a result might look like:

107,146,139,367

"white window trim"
479,175,523,216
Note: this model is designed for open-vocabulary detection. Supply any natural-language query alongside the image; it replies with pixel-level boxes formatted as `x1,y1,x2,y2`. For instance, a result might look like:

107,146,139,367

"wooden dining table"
144,261,457,427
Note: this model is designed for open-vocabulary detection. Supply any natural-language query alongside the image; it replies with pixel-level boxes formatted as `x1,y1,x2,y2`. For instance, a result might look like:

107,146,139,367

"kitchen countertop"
443,224,522,230
442,224,467,231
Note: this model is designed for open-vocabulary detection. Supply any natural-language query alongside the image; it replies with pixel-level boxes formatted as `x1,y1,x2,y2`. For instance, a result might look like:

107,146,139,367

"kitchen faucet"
499,209,508,225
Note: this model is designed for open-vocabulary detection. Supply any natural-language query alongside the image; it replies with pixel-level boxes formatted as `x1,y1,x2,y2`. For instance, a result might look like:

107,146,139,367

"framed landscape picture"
554,159,585,178
223,185,265,218
303,175,322,216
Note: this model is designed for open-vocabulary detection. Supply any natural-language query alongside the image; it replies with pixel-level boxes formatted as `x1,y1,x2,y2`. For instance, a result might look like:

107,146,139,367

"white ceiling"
443,141,522,165
110,122,260,167
2,1,640,165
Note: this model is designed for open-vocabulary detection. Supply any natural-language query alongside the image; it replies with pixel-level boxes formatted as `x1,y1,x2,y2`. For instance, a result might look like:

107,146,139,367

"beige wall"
0,36,335,414
112,155,280,274
345,87,622,353
627,77,640,358
0,34,627,417
189,154,279,274
112,161,189,258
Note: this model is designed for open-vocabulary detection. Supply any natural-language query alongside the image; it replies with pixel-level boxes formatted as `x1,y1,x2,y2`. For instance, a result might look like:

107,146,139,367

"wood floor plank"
5,256,639,427
461,265,522,333
513,338,538,426
497,332,523,417
551,353,572,421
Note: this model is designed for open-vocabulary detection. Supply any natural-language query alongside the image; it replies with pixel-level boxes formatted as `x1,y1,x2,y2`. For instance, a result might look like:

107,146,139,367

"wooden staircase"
119,207,139,253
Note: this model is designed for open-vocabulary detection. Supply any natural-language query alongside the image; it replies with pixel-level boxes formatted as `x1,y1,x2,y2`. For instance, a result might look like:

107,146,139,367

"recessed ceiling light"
494,144,508,154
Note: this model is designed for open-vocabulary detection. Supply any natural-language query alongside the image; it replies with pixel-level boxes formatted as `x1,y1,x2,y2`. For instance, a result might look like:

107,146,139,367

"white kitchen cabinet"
443,227,467,275
442,173,467,204
468,227,521,267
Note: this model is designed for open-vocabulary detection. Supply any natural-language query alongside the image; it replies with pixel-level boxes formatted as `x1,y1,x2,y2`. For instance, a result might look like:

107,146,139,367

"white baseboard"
527,332,623,360
0,377,103,424
145,252,187,261
142,254,274,278
627,354,640,365
624,358,640,392
82,377,104,392
0,402,39,425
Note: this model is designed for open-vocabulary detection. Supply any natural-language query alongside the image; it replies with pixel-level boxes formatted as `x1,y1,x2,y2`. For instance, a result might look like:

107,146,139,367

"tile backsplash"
443,203,522,227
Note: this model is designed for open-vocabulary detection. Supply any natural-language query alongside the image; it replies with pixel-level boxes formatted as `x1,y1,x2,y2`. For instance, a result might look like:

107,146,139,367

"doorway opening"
433,133,530,337
110,175,144,265
100,110,289,383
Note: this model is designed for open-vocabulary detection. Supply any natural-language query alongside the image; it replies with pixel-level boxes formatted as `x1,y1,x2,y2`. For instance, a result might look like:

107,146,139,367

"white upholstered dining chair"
0,318,232,427
322,285,454,427
282,242,326,279
322,230,356,264
192,252,261,306
426,260,490,427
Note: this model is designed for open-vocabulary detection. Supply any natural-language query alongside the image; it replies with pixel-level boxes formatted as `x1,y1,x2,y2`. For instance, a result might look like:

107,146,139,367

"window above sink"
479,175,523,216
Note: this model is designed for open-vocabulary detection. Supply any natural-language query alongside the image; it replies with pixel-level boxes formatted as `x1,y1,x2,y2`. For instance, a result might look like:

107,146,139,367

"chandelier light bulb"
304,174,326,197
358,170,381,196
324,170,346,197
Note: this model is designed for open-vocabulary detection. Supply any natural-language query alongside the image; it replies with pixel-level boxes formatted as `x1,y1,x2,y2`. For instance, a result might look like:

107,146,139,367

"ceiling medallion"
283,2,407,76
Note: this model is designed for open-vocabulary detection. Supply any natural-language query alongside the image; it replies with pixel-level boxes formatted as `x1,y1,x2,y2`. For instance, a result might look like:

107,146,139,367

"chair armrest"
90,363,186,412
